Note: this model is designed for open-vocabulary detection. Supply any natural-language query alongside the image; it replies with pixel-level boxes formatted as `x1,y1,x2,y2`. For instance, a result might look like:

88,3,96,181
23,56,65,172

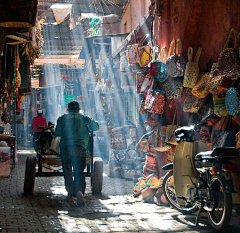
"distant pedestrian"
55,101,99,206
31,109,47,152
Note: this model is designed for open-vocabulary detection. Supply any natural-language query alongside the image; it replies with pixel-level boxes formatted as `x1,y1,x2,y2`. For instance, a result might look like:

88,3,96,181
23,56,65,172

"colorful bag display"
183,88,206,113
149,90,166,114
205,69,232,94
163,76,183,99
183,46,202,88
212,93,229,117
217,28,240,80
138,44,153,67
225,80,240,116
166,38,186,78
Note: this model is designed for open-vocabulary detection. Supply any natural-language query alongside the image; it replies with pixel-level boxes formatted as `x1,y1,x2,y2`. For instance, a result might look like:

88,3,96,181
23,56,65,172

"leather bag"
217,28,240,80
166,38,186,77
183,88,206,113
163,76,183,100
138,44,153,67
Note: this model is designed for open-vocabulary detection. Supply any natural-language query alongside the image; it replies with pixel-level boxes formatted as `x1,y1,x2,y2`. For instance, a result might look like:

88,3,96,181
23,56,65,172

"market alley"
0,151,239,233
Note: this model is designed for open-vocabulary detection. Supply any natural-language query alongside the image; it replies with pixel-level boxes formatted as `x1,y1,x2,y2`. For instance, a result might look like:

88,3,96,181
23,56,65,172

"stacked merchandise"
108,126,145,179
132,28,240,203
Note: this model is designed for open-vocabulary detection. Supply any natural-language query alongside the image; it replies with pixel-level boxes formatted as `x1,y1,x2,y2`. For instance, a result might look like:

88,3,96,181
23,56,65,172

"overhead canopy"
38,0,129,17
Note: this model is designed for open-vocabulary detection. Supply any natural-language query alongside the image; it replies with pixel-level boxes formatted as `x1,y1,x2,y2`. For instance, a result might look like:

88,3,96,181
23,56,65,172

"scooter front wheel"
163,171,198,214
207,175,232,230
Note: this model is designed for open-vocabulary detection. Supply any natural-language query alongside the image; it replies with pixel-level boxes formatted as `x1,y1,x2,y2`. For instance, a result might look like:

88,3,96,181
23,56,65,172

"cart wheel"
91,157,103,194
24,155,36,195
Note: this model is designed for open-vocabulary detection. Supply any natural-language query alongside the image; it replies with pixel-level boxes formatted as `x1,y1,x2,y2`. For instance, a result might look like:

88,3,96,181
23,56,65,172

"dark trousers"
33,132,40,153
60,145,86,196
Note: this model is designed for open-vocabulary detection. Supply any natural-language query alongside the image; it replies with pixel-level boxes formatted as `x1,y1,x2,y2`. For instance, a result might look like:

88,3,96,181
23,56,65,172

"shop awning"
79,33,129,60
112,11,154,58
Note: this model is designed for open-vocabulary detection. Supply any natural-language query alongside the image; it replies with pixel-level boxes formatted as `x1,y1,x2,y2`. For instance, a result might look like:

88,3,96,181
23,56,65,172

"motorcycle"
162,125,239,230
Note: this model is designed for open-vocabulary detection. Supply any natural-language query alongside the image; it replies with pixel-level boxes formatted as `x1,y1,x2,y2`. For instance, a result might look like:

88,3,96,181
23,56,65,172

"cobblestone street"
0,151,239,232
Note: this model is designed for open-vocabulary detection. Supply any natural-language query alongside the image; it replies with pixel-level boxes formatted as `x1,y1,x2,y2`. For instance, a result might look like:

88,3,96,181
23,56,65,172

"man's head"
68,101,80,112
37,109,43,116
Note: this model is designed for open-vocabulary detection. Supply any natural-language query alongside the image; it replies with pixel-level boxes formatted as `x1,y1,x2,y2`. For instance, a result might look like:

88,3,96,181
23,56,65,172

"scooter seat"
195,151,213,161
195,147,239,161
211,147,239,158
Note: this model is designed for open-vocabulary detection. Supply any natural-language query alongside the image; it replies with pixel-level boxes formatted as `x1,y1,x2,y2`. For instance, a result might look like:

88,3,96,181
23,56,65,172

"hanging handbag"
136,131,154,152
213,93,229,117
165,107,180,145
127,34,148,66
136,71,148,94
163,76,183,100
183,88,206,113
197,94,220,124
183,46,202,88
217,28,240,80
225,80,240,116
154,47,168,82
192,59,212,98
140,74,153,94
149,90,166,114
144,113,159,128
205,68,232,94
144,81,160,111
138,44,153,67
148,46,161,76
139,94,148,115
166,38,186,77
211,116,236,149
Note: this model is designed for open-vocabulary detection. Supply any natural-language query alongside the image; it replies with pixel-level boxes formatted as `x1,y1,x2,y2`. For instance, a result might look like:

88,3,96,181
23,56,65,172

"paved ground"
0,150,239,232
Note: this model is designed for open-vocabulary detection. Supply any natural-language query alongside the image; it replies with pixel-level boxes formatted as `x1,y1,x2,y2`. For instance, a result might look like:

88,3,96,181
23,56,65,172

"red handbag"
149,90,166,114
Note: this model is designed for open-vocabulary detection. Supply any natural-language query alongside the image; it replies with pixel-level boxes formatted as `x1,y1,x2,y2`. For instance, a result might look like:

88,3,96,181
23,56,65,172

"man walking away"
55,101,99,206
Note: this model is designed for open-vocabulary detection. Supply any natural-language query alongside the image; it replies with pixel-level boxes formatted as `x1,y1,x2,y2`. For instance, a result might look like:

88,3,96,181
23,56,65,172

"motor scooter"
162,125,239,230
